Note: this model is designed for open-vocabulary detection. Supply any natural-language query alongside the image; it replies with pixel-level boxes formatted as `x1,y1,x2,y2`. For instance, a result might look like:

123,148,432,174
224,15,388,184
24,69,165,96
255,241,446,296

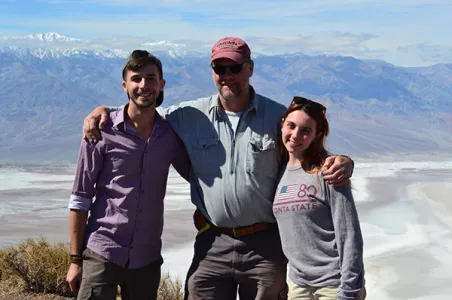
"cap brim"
211,51,247,64
156,90,164,107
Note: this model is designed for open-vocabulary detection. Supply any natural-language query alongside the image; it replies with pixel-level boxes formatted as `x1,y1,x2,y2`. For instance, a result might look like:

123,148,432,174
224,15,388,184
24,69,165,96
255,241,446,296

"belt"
193,209,271,238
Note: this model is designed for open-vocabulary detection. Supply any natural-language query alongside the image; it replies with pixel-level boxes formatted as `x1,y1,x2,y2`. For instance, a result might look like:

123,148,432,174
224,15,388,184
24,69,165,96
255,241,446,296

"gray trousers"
185,225,288,300
77,248,162,300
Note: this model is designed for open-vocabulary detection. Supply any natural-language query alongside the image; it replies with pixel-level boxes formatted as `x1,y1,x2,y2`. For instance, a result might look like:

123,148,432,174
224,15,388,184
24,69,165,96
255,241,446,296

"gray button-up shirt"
161,87,286,227
69,106,190,269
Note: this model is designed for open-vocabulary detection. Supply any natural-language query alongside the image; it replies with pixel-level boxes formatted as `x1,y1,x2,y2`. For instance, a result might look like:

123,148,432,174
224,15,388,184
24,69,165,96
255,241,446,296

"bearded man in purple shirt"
65,50,190,300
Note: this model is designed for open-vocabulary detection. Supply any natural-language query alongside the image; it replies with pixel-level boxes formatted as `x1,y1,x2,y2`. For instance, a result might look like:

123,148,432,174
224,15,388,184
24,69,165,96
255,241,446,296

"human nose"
140,78,149,87
138,78,151,89
292,128,302,140
220,67,234,78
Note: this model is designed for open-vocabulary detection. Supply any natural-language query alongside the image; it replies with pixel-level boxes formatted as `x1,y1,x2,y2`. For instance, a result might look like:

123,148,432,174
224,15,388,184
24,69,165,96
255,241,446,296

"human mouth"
137,92,151,98
221,81,235,87
288,140,301,147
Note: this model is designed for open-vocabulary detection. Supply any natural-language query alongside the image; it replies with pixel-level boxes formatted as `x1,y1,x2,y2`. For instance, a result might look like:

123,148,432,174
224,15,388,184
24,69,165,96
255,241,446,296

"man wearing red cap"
82,37,354,300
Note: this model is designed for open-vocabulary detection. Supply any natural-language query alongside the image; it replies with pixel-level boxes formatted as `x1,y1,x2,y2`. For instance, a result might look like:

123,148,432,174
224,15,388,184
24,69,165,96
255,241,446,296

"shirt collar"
209,85,259,115
111,105,127,130
112,104,166,132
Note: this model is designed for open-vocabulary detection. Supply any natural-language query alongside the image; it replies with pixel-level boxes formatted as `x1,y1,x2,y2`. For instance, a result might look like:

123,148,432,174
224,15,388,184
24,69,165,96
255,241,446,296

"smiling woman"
274,96,366,300
280,96,329,171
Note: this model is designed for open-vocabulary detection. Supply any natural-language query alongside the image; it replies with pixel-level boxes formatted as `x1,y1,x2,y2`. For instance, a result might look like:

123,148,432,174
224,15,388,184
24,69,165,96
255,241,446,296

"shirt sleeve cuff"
68,194,92,211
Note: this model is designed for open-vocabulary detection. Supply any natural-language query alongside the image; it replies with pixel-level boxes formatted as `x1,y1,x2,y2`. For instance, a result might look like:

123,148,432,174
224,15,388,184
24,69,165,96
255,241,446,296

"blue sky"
0,0,451,66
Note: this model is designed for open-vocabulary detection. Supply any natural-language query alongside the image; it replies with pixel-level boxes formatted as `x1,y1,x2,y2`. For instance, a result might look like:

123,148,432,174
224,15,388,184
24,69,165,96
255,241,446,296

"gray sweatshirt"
273,165,364,300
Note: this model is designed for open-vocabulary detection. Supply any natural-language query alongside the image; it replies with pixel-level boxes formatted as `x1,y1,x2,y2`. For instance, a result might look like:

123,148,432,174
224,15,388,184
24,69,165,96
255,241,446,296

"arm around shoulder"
322,155,354,186
83,105,122,142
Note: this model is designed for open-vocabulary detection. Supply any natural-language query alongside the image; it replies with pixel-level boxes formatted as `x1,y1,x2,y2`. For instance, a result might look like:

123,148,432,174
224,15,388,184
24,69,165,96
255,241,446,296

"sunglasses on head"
211,62,247,75
292,96,326,113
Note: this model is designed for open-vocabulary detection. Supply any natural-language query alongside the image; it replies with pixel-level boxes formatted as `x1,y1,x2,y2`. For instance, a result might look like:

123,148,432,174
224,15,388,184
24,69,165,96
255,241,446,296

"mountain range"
0,33,451,163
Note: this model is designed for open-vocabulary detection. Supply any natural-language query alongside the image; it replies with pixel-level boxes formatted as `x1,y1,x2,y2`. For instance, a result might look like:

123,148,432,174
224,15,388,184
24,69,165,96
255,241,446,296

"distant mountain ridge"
26,32,82,42
0,33,451,163
0,32,204,58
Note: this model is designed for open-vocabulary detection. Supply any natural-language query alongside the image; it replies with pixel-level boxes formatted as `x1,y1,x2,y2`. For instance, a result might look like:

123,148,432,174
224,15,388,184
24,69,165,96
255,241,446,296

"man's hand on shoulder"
83,105,109,143
321,156,354,187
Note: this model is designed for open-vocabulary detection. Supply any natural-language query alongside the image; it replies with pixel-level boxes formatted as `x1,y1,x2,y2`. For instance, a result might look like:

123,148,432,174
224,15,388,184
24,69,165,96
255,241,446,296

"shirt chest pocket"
190,137,221,174
246,135,278,177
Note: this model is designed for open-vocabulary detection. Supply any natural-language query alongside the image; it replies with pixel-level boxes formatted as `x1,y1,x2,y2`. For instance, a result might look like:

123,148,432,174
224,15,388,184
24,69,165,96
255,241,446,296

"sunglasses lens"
229,64,243,74
292,97,326,113
293,97,306,105
212,63,244,75
213,66,226,75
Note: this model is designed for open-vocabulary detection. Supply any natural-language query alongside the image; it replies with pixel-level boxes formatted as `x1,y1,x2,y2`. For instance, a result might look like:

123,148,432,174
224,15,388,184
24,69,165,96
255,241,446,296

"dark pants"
185,225,288,300
77,248,162,300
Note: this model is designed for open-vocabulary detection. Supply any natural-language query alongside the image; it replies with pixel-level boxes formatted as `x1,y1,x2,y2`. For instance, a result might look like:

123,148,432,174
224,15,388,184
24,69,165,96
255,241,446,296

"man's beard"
219,86,242,102
129,92,155,109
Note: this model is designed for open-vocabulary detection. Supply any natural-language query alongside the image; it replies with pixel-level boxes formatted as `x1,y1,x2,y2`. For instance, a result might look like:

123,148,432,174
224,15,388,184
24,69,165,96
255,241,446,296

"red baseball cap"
211,37,251,64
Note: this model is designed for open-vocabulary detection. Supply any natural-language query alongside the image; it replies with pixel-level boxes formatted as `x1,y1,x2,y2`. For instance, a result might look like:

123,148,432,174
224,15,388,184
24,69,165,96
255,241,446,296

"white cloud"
246,33,378,56
1,0,450,66
397,43,452,65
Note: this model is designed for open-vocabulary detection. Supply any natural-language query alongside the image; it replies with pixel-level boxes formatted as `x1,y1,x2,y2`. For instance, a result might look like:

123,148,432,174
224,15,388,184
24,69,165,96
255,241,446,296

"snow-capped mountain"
0,33,451,163
0,32,206,58
26,32,81,42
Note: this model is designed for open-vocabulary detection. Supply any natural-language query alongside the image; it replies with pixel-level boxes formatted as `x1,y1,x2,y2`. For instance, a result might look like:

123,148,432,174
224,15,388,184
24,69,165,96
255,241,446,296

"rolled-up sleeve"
69,138,104,211
68,194,93,210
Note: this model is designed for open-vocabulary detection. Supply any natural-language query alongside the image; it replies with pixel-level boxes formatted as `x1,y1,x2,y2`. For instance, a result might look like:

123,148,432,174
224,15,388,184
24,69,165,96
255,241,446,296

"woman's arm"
328,183,365,300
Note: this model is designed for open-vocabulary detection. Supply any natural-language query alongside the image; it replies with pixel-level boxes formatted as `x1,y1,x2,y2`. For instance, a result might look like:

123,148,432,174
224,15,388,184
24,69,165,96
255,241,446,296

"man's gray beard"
219,89,240,102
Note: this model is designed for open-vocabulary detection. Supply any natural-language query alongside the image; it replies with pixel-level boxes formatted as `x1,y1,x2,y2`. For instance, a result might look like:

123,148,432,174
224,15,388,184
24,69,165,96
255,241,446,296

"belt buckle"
232,226,250,237
232,227,240,237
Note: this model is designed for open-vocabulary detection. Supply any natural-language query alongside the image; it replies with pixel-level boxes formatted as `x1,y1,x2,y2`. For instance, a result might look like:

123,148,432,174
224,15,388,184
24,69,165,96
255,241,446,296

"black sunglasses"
292,96,326,113
211,62,246,75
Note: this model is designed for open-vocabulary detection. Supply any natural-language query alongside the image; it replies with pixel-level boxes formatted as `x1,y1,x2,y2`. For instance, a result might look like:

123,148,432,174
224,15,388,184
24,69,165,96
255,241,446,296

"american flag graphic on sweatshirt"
277,184,297,201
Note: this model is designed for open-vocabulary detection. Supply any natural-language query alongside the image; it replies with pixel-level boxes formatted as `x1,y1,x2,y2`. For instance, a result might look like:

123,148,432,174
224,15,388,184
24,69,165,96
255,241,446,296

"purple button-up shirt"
69,106,190,269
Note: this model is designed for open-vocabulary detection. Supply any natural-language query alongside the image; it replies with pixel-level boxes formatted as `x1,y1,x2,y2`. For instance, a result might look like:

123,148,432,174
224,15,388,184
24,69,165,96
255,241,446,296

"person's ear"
248,59,254,77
